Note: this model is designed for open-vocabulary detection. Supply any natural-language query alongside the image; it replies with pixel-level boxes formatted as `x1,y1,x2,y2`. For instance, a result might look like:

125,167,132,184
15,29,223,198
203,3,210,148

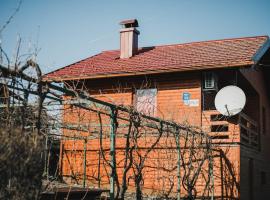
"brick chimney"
119,19,140,59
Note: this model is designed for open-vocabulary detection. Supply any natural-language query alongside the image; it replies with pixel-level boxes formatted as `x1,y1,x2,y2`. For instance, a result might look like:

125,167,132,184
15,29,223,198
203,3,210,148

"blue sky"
0,0,270,74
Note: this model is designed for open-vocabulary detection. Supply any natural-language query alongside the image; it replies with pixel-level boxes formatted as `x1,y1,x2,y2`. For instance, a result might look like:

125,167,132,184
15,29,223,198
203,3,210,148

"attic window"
203,72,218,91
202,72,218,111
202,70,238,111
135,89,157,116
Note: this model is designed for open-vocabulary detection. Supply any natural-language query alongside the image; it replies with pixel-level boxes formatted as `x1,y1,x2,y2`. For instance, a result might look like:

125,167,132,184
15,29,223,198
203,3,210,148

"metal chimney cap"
119,19,139,28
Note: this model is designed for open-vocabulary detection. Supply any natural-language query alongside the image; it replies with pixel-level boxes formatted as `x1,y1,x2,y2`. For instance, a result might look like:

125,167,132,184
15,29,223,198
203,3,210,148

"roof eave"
43,62,253,83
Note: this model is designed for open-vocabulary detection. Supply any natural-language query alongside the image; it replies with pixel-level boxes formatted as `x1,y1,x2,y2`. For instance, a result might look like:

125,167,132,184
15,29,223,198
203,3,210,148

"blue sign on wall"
182,92,191,101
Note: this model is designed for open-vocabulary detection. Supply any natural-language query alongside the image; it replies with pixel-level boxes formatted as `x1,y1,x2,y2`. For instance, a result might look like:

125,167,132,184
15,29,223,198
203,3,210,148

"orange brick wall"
60,71,244,198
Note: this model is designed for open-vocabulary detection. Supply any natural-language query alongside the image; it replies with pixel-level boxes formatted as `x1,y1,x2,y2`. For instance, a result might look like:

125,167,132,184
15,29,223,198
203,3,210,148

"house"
44,19,270,199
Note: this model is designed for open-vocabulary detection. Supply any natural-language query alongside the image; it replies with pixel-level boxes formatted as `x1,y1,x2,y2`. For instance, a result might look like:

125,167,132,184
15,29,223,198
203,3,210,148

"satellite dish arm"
225,104,231,117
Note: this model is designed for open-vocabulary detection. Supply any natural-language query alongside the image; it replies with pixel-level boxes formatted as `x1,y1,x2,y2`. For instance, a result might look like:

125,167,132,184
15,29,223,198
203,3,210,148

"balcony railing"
202,111,233,143
239,113,259,150
203,111,259,150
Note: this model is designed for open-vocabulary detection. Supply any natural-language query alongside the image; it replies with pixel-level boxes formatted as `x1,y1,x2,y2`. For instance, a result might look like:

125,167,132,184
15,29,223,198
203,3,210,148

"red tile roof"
44,36,269,81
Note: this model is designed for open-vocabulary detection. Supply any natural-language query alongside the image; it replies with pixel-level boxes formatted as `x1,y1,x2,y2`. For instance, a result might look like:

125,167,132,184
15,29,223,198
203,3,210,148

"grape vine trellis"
0,60,215,200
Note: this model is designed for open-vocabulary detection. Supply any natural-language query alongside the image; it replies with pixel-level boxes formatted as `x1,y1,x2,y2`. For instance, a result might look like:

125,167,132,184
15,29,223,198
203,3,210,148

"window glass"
135,89,157,116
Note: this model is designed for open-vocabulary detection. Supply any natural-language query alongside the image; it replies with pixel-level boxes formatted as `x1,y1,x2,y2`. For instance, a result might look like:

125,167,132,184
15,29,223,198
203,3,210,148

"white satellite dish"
214,85,246,116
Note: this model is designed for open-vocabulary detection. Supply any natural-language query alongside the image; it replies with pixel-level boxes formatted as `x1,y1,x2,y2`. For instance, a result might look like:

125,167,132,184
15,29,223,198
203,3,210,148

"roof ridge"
155,35,269,48
101,35,269,53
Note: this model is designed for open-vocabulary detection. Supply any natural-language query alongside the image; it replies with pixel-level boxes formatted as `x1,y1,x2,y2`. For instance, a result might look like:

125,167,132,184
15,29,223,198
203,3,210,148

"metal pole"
110,107,116,200
220,150,224,200
83,139,87,188
47,142,51,180
209,147,214,200
43,135,48,177
98,149,101,188
175,132,181,200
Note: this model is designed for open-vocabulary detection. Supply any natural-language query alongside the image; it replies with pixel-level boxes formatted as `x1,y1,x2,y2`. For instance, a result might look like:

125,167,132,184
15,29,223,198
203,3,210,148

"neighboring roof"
44,36,269,81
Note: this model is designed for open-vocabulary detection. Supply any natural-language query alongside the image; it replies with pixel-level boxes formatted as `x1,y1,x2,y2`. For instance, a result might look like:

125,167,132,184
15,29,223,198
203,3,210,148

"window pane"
136,89,157,116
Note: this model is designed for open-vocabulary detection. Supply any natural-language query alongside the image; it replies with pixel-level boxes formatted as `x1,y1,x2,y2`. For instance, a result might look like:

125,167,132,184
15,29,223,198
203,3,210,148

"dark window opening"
210,114,226,121
210,135,229,139
210,113,238,125
203,90,217,110
211,125,229,132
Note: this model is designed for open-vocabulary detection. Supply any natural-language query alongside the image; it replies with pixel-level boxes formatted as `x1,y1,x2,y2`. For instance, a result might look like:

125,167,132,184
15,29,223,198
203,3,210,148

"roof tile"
44,36,268,81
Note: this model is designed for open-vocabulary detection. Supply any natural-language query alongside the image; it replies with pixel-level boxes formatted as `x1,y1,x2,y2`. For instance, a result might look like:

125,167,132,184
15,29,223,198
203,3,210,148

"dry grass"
0,126,44,200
